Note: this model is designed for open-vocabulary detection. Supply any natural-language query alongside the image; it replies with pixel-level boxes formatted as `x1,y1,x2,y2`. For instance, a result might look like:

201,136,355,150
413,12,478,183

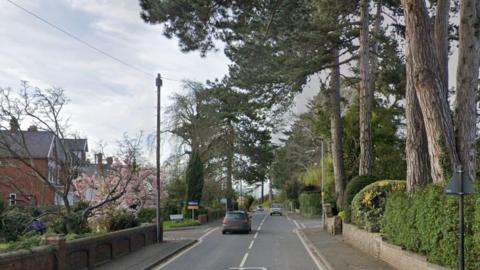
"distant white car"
256,205,264,211
270,203,283,216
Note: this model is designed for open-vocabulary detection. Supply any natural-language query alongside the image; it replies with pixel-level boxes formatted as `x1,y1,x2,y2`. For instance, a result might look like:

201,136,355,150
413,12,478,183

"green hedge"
382,185,480,270
299,192,322,217
343,175,377,222
351,180,405,232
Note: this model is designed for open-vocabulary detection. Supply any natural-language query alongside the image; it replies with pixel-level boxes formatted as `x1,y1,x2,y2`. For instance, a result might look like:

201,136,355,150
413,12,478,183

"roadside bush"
137,208,156,223
107,210,139,232
351,180,405,232
6,232,42,251
0,208,32,241
299,192,322,217
344,176,377,207
382,184,479,270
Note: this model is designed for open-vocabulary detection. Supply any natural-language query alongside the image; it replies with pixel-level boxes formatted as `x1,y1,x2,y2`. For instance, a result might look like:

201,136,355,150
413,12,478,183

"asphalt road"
155,212,321,270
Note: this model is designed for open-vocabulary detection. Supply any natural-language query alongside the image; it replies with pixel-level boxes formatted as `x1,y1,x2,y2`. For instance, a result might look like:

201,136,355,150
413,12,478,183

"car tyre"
222,230,226,235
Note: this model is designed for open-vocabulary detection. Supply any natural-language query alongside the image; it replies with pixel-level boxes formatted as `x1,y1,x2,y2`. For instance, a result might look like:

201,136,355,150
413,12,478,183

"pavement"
94,239,196,270
289,213,394,270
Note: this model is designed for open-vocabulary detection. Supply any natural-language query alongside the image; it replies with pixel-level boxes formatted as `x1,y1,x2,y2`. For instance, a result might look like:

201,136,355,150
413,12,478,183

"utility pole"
321,139,325,230
155,73,163,243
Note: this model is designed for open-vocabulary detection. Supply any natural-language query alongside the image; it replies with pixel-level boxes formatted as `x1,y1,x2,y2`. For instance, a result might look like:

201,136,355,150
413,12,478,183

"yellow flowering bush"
351,180,405,232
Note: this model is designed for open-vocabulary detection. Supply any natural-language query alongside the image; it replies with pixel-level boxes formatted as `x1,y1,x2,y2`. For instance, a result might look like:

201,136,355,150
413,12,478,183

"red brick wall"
0,158,55,206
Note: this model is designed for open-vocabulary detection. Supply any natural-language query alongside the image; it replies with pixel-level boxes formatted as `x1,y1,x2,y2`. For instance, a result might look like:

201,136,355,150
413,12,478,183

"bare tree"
0,83,146,232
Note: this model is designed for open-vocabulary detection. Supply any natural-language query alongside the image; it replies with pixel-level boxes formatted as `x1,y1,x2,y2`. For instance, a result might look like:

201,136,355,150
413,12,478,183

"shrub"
351,180,405,232
382,184,479,270
299,192,322,217
107,210,139,232
137,208,156,223
6,232,41,251
343,175,377,222
0,208,32,241
343,175,377,211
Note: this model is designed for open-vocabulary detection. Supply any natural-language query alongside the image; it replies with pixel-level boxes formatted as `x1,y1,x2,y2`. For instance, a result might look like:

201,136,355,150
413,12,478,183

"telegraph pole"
155,74,163,243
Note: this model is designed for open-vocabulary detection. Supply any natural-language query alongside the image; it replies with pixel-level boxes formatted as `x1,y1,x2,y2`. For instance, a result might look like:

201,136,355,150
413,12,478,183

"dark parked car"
222,211,251,234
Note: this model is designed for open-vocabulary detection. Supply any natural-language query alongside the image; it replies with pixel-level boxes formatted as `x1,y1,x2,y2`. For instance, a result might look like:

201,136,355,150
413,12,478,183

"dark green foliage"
6,232,41,251
351,180,405,232
0,199,4,213
107,210,139,232
137,208,156,223
299,192,322,217
0,208,31,241
382,185,480,270
185,151,204,205
343,175,377,215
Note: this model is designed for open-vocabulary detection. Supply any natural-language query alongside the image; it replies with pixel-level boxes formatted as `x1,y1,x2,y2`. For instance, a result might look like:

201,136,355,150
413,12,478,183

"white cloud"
0,0,230,162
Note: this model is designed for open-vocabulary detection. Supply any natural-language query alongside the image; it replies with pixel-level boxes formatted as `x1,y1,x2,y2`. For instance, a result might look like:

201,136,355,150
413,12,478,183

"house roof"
0,131,54,159
63,139,88,152
0,130,88,160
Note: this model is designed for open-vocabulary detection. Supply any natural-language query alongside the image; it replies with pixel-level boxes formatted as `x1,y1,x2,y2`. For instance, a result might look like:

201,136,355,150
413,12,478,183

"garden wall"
0,224,158,270
342,223,451,270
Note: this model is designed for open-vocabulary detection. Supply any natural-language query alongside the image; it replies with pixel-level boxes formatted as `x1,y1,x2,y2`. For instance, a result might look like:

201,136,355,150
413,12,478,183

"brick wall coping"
66,224,156,250
0,245,54,262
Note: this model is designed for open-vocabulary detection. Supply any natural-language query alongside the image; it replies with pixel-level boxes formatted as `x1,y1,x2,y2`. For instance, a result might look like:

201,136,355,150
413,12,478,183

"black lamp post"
445,165,474,270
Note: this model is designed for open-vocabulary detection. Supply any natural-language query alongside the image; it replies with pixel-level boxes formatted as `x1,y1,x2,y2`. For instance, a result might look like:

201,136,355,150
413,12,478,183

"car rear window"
226,212,246,220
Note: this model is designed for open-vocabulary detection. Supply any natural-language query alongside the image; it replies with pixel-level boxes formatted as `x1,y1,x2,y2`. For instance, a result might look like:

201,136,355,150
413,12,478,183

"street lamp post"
155,74,163,243
320,139,325,230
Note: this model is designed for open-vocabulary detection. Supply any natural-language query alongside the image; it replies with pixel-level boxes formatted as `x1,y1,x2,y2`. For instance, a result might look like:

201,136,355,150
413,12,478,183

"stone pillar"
42,234,66,270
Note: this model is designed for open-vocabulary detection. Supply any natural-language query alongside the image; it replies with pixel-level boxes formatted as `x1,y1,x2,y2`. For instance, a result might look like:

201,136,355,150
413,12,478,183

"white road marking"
301,223,306,229
154,227,218,269
254,232,258,239
248,240,255,249
295,229,325,270
293,219,301,229
240,252,249,267
229,267,267,270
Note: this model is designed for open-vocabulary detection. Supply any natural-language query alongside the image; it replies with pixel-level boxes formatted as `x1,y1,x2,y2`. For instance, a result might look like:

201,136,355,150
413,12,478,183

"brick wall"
0,224,158,270
0,246,56,270
342,223,451,270
0,158,54,206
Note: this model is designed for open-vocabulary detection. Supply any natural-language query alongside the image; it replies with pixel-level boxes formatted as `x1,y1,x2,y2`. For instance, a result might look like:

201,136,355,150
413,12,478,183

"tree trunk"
226,125,234,210
358,0,374,176
406,46,431,191
434,0,450,97
329,49,346,209
401,0,459,183
455,0,480,182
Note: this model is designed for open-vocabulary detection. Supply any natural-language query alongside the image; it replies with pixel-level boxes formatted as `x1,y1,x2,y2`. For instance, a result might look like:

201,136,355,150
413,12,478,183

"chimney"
96,153,103,174
9,117,19,132
27,125,38,132
106,157,113,166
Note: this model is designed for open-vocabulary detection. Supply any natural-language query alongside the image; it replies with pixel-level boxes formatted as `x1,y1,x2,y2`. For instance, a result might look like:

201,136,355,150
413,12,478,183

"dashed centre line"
248,240,255,249
240,252,249,267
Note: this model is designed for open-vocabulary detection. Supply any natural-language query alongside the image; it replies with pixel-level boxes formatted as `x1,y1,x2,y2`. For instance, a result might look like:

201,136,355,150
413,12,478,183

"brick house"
0,128,88,206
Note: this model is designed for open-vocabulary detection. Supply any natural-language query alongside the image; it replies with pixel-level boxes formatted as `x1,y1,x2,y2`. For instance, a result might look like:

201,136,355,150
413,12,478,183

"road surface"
155,212,322,270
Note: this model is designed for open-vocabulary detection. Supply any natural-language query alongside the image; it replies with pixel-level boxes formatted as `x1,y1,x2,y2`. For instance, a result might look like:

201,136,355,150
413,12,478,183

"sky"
0,0,318,164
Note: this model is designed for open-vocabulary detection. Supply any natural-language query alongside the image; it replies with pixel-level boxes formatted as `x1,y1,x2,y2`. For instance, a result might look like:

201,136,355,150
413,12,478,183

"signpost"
187,201,199,220
445,165,474,270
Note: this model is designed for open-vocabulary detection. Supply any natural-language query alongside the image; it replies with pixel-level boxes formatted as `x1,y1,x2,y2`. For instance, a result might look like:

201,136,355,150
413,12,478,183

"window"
9,193,16,206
